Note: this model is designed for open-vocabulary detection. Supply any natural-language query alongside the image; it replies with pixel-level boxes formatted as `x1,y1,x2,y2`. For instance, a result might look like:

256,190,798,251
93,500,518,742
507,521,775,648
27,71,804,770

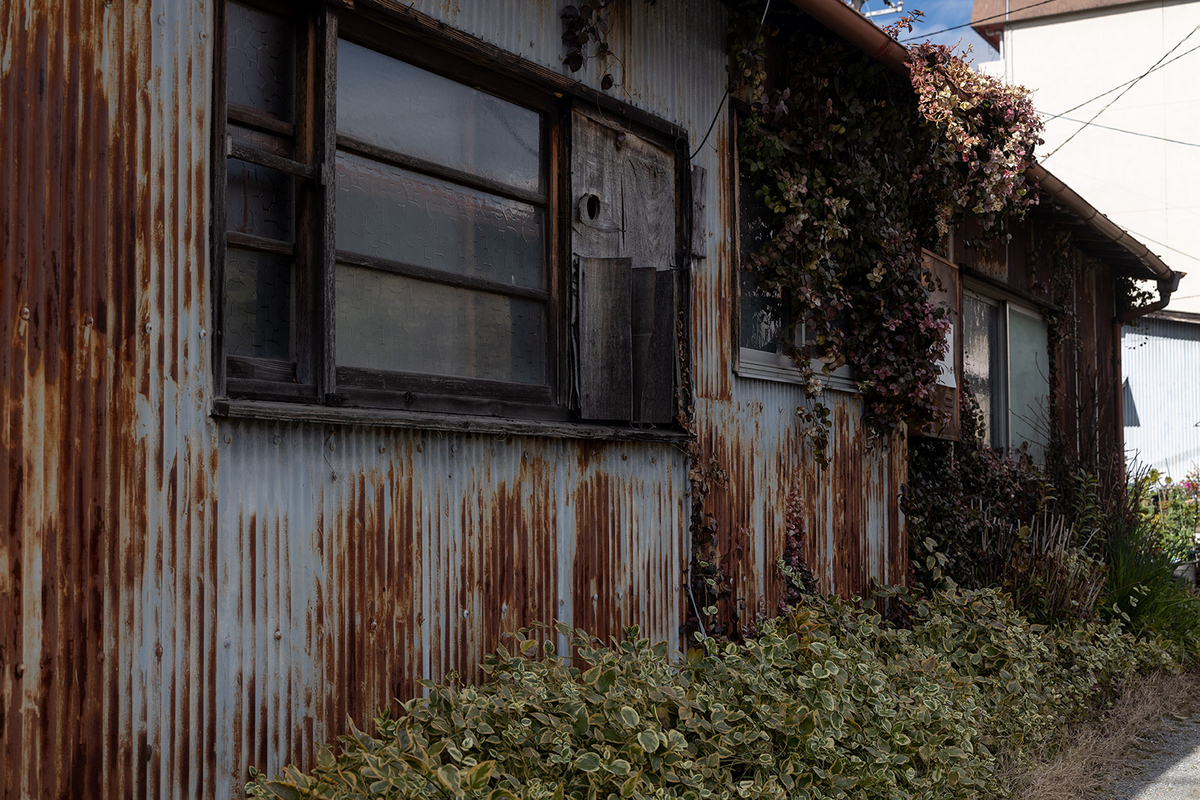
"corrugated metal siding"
1123,316,1200,478
3,1,909,798
1,0,217,798
697,391,906,612
214,421,686,796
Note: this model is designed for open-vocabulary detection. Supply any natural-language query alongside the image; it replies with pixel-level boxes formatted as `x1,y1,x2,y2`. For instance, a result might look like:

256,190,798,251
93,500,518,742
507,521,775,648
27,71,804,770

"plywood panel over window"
570,108,684,424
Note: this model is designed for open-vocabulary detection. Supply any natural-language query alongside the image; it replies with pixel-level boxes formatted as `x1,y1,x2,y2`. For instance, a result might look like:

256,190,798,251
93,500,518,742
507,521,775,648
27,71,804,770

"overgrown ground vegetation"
247,589,1180,800
905,391,1200,654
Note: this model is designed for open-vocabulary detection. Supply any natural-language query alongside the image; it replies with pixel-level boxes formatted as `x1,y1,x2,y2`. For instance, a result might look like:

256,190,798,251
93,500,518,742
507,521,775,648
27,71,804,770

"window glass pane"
963,295,1003,447
225,248,294,360
738,173,791,352
1009,309,1050,463
739,269,787,352
335,265,546,385
226,2,294,121
226,158,295,240
337,40,541,193
335,151,545,290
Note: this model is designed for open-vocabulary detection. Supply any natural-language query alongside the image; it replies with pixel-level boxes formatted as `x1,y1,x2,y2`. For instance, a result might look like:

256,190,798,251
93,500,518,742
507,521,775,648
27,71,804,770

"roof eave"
783,0,1179,285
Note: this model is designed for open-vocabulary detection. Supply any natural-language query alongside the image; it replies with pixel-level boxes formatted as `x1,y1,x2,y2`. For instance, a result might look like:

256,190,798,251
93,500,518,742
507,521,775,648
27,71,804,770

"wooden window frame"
211,1,691,432
962,281,1051,459
729,106,856,393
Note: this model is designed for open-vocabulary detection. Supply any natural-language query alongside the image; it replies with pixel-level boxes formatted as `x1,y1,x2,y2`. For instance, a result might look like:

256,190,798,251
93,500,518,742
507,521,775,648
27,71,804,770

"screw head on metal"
274,630,282,641
378,445,386,454
20,307,29,320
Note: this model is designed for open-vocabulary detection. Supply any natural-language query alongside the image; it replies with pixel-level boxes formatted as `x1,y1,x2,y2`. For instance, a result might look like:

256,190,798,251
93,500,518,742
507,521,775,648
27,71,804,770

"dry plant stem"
1013,672,1200,800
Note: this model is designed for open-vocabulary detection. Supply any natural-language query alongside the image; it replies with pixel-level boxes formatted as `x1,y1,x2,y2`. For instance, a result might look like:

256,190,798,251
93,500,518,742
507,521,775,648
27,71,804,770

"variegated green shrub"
247,586,1176,800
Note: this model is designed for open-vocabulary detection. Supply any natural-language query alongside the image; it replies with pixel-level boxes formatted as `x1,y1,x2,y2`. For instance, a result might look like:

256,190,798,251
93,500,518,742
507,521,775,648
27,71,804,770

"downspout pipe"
1119,272,1183,325
1112,259,1180,483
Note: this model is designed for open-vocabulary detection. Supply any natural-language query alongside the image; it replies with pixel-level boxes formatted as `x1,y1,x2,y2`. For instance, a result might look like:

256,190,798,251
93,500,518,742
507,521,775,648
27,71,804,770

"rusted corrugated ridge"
214,422,686,792
1,1,216,798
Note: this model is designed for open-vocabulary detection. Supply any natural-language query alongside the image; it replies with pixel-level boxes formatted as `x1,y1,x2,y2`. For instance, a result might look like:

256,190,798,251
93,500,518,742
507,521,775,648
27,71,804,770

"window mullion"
212,0,230,399
1002,302,1012,452
316,6,339,399
288,10,318,390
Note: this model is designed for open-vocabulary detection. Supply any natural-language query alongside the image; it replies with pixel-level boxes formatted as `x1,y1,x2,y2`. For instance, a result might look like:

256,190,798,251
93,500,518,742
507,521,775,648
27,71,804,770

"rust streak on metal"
3,0,215,796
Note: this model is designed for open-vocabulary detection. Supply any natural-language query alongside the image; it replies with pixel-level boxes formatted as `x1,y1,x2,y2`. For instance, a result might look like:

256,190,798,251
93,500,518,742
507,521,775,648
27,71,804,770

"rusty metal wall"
1,0,218,798
2,0,908,797
213,420,686,796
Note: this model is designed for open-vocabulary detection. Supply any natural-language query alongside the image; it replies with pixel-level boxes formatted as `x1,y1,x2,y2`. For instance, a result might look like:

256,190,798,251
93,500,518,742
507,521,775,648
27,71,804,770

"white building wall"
994,0,1200,313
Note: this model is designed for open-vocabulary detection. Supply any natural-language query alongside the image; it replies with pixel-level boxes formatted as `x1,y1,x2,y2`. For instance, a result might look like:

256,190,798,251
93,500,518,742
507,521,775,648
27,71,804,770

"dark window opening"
213,1,688,428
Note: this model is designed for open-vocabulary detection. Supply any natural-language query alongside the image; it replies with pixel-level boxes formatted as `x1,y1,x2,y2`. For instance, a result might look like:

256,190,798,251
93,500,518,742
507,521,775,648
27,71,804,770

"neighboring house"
1123,309,1200,477
970,0,1200,474
972,0,1200,314
0,1,1175,797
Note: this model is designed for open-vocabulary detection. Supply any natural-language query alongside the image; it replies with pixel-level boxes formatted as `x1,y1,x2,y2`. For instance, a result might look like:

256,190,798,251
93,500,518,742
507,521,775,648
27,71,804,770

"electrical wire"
897,0,1062,42
1044,25,1200,159
1036,112,1200,149
1121,228,1200,263
1041,40,1200,122
689,0,772,160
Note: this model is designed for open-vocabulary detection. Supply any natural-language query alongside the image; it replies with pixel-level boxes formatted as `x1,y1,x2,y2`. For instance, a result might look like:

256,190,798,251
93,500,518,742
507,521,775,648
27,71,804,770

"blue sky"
861,0,999,62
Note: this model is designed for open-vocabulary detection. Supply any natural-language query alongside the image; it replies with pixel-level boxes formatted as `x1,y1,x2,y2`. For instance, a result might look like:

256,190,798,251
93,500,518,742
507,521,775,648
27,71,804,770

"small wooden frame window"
962,286,1051,461
212,1,688,427
730,110,854,392
919,250,962,441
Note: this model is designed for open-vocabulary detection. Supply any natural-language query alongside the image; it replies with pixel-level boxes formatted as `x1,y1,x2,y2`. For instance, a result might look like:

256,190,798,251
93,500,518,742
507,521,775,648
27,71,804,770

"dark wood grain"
577,256,633,420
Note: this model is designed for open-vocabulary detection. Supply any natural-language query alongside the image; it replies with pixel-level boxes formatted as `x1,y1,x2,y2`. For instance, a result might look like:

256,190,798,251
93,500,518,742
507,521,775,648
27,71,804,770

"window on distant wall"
962,288,1050,461
213,1,687,427
733,121,855,390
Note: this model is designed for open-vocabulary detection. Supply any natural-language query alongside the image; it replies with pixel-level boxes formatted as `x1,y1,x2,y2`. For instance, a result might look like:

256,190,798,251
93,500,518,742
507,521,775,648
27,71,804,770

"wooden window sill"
212,398,691,444
736,348,858,394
